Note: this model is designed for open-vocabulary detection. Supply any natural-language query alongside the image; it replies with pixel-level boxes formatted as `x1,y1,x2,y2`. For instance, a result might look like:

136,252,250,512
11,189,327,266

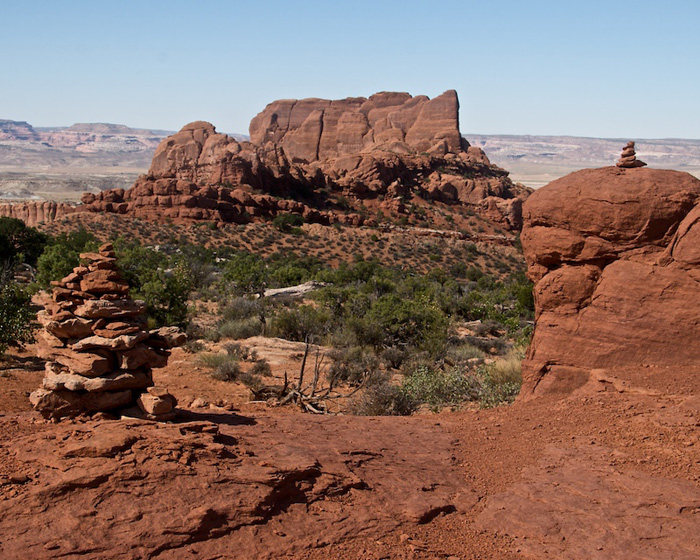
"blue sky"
2,0,698,138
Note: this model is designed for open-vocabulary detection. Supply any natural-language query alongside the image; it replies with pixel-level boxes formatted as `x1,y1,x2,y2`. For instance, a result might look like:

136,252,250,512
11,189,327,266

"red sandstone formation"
520,166,700,398
249,90,465,161
30,243,182,420
73,91,530,230
0,200,78,228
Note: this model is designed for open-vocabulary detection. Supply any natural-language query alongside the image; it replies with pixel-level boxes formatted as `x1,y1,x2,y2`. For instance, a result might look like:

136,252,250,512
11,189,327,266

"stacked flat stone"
29,243,182,421
616,141,647,169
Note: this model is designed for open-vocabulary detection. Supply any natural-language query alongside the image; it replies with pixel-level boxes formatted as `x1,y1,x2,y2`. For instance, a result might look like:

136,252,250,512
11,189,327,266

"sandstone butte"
519,164,700,398
0,90,530,231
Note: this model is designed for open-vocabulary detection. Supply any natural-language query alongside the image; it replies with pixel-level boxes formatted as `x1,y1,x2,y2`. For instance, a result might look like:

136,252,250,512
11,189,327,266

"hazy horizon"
2,1,699,139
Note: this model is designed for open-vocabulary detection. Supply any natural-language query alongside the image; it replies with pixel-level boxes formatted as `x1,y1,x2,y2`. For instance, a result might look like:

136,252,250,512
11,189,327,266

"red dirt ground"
0,347,698,559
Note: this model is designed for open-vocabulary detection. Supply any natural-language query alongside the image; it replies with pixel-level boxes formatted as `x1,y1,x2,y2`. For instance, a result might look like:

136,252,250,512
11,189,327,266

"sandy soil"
0,346,698,559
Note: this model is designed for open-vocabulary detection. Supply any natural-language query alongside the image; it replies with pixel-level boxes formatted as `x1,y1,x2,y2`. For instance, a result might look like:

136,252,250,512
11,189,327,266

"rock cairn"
616,141,647,168
30,243,183,421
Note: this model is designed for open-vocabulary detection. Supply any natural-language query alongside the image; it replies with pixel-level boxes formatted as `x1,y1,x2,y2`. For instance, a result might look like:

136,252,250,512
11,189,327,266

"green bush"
272,213,304,233
349,375,417,416
113,241,192,328
36,227,98,286
446,341,486,363
0,217,48,266
328,345,380,385
220,297,263,322
137,263,192,328
363,294,448,354
217,317,263,340
36,244,80,287
268,305,331,342
0,280,37,357
477,347,524,408
198,352,243,382
223,252,267,294
250,358,272,377
401,365,480,407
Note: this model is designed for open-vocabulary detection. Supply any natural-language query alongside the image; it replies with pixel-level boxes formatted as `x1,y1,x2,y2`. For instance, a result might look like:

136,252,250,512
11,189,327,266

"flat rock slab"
476,444,700,560
0,413,475,559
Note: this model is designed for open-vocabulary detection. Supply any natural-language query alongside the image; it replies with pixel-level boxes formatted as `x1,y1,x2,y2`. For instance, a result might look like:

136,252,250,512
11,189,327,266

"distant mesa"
0,91,531,231
0,119,40,141
520,164,700,398
616,141,646,168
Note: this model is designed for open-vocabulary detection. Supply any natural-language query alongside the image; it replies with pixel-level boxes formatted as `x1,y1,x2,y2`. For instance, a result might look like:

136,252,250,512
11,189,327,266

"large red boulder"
520,166,700,398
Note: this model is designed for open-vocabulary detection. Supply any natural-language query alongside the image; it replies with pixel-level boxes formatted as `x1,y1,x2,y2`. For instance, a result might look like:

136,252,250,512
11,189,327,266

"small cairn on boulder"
616,141,647,168
30,243,183,421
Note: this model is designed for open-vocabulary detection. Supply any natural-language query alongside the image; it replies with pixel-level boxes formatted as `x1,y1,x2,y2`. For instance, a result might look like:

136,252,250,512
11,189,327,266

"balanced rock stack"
29,243,182,421
616,141,647,168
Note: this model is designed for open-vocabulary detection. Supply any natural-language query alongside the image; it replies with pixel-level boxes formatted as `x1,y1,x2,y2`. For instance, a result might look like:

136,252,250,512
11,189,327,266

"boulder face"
76,91,530,231
520,166,700,398
249,90,464,162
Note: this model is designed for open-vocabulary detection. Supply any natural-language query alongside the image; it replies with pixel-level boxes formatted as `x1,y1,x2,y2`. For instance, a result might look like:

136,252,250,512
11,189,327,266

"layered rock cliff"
0,200,78,227
249,90,465,161
520,166,700,398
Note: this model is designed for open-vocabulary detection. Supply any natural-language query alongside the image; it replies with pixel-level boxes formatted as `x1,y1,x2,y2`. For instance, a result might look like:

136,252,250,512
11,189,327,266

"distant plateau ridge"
1,118,698,200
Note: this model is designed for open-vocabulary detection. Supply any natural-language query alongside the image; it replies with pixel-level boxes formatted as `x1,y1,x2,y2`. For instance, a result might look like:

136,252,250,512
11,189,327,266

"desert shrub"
268,305,331,342
222,342,250,359
177,244,217,290
0,217,48,267
348,375,417,416
217,317,263,340
446,341,485,363
137,263,193,328
238,371,264,391
223,252,267,294
0,279,37,357
182,340,205,354
463,335,509,355
465,266,483,281
220,297,263,322
272,213,304,233
474,320,504,337
362,294,448,354
250,358,272,377
327,345,380,385
114,241,193,328
401,365,480,407
36,227,97,286
198,352,242,382
381,345,407,369
477,346,524,408
448,261,468,278
36,244,80,287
